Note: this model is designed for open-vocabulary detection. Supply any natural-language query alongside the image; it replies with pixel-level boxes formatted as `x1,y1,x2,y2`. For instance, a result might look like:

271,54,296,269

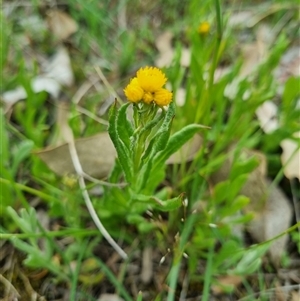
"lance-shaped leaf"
154,193,184,212
133,112,165,166
141,103,175,165
151,102,175,154
116,102,134,151
130,192,183,212
108,102,132,182
154,123,209,167
136,104,175,192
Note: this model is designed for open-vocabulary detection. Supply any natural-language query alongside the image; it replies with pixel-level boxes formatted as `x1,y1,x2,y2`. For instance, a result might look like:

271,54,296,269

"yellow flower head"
124,77,144,103
124,66,172,106
154,88,173,107
143,91,154,104
136,66,167,93
198,21,210,35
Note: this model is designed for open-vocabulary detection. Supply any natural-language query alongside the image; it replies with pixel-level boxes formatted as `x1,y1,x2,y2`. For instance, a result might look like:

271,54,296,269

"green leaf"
212,240,242,271
142,168,166,195
126,214,156,233
230,156,259,181
213,181,229,204
93,257,133,301
234,244,270,275
108,102,133,182
139,113,165,163
108,102,119,146
227,174,249,200
219,195,249,217
116,102,134,150
130,192,163,205
0,111,13,202
137,222,157,233
6,207,35,234
0,108,9,164
130,192,183,212
10,237,67,280
108,158,123,183
136,104,176,192
282,77,300,109
11,140,34,177
135,158,154,193
126,214,146,224
154,123,208,166
148,101,176,158
155,194,183,212
139,112,165,139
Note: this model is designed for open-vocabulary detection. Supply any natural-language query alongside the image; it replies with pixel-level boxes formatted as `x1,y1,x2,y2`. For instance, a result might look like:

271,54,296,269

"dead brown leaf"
47,9,78,41
240,25,271,78
211,275,243,295
255,100,279,134
211,146,293,265
35,133,116,179
2,47,73,112
155,31,173,53
224,24,272,99
280,132,300,180
248,179,293,265
274,45,300,83
175,87,186,107
98,294,124,301
155,31,190,68
227,10,254,27
43,46,74,87
141,246,153,284
211,147,268,212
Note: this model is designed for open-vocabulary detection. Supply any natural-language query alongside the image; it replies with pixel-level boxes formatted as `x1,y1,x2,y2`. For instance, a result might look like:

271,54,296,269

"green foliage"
1,0,299,299
105,99,205,230
6,207,69,280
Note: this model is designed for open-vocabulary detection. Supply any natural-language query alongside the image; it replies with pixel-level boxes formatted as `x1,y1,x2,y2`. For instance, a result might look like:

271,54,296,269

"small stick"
68,139,128,259
0,274,20,298
94,66,122,104
82,171,127,188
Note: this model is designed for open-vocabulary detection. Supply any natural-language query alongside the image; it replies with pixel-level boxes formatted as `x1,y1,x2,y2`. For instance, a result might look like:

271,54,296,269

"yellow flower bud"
143,92,154,104
154,88,173,106
124,78,144,102
137,66,167,93
198,21,210,35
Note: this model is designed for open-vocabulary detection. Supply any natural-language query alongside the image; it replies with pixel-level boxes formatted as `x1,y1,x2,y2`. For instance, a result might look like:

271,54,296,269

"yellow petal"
154,88,173,106
124,77,144,102
143,92,154,104
136,66,167,93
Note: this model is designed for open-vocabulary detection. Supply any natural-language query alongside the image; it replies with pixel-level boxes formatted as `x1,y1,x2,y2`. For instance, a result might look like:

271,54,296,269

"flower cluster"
124,67,173,106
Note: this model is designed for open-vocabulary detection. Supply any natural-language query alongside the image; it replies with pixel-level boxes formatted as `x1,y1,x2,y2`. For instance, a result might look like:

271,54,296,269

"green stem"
167,262,181,301
133,133,146,174
207,0,222,91
0,177,59,204
70,239,88,301
215,0,223,44
0,228,99,239
202,242,215,301
167,214,198,301
94,257,133,301
195,0,223,124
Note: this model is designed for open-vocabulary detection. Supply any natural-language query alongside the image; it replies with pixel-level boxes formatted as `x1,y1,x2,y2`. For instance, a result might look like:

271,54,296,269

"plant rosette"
108,66,207,214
